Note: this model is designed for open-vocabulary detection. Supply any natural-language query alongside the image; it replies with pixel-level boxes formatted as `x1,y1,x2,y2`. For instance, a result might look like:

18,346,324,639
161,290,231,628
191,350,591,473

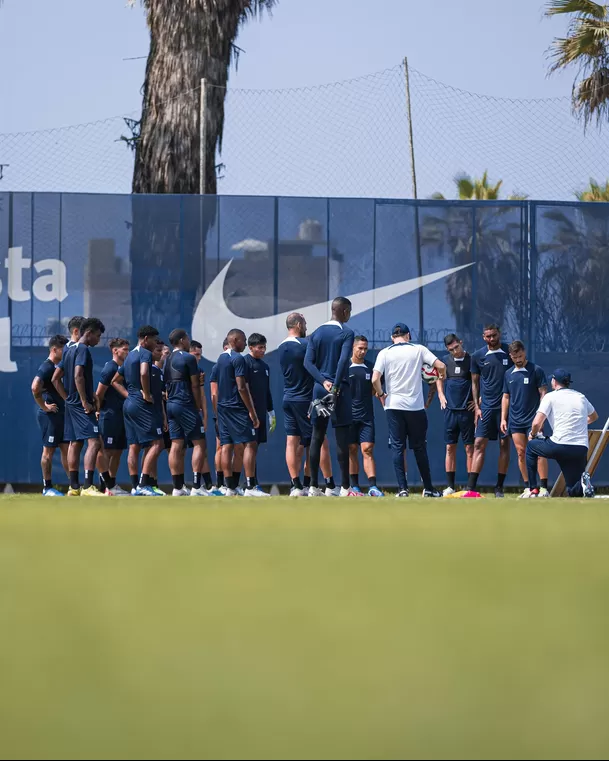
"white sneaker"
308,486,324,497
107,484,131,496
190,487,208,497
325,487,340,497
443,487,455,497
236,487,245,496
538,487,550,498
244,487,268,497
289,487,306,497
219,485,228,495
224,488,238,496
172,486,191,497
519,488,533,499
339,487,350,497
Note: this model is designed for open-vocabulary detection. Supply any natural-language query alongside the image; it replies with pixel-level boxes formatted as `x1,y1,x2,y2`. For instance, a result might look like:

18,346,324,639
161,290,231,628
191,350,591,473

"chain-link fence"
1,62,609,199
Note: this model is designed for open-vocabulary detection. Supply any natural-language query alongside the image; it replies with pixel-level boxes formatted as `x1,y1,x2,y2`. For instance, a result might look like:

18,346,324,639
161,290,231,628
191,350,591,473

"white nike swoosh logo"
192,260,473,360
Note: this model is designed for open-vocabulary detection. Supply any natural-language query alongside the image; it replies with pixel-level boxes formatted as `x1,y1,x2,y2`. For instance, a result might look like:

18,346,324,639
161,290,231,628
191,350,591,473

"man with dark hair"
119,324,164,497
215,328,259,496
210,337,229,491
67,316,84,348
436,333,475,496
527,369,597,498
372,323,444,498
500,340,549,498
466,324,513,498
165,328,212,497
189,340,208,421
243,332,274,496
31,334,69,496
96,338,130,495
304,296,358,497
52,317,106,497
142,338,169,495
348,336,384,497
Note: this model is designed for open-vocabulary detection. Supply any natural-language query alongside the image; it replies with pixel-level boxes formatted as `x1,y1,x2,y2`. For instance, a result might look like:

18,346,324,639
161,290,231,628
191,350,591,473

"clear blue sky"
0,0,600,199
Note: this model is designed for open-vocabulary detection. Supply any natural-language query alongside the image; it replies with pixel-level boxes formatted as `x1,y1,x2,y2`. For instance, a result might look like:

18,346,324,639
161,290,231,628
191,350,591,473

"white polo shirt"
538,388,595,447
373,341,437,411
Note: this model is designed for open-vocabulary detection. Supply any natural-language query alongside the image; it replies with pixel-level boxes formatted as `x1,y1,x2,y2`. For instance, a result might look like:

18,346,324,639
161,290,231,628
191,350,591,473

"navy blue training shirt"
63,342,95,405
35,358,65,410
99,359,124,413
304,321,355,388
244,354,273,420
349,361,374,422
279,337,314,403
165,350,198,407
150,364,165,416
471,344,513,410
122,345,153,398
216,350,248,409
503,362,548,428
442,352,473,410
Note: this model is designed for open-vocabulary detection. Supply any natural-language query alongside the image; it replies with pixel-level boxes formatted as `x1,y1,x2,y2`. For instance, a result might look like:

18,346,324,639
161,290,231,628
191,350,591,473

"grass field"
2,495,609,760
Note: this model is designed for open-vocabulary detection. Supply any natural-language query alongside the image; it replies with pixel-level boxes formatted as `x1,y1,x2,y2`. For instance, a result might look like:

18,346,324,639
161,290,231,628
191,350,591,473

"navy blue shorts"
311,382,352,428
386,408,428,452
217,405,255,446
475,408,506,441
283,400,312,447
350,419,375,445
37,410,65,448
123,397,163,446
167,402,204,441
65,403,99,442
444,409,475,445
100,410,127,450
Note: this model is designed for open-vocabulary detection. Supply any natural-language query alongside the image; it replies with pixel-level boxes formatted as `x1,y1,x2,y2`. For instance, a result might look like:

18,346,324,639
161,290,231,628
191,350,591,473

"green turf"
2,495,609,759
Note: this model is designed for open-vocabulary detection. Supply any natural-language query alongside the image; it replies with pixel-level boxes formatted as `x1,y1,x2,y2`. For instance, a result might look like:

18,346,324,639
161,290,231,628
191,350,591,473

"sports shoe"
135,485,162,497
151,487,166,496
581,472,595,498
519,488,534,499
107,485,131,496
223,488,238,496
42,487,64,497
172,487,191,497
206,488,224,497
190,487,208,497
236,487,245,497
308,486,324,497
67,487,81,497
538,487,550,498
325,486,340,497
368,486,385,497
346,487,365,497
81,485,108,497
396,489,410,498
254,485,270,496
339,487,350,497
443,486,456,497
423,489,442,498
244,487,268,497
460,490,482,498
494,487,505,499
289,487,306,497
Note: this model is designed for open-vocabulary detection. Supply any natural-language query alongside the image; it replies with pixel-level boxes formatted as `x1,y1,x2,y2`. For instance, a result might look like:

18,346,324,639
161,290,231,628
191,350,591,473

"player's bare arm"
589,410,599,425
75,366,93,414
236,376,259,428
31,377,57,413
371,370,385,401
432,358,447,380
500,392,510,435
529,411,547,439
472,373,481,422
111,372,128,400
190,373,203,415
51,366,67,402
140,360,153,404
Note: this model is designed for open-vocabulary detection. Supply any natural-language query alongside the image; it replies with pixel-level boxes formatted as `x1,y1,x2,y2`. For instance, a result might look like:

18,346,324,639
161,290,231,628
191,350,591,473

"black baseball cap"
551,368,572,386
391,322,410,336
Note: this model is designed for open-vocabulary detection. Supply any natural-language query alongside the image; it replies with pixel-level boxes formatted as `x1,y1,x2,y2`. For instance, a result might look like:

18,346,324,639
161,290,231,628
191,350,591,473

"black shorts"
444,409,475,445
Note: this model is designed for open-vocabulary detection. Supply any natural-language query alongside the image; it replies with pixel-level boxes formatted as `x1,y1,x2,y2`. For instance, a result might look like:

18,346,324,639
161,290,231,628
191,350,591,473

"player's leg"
83,435,102,490
243,441,258,488
537,456,549,497
96,446,116,494
141,439,163,489
334,425,351,492
67,439,84,494
511,432,529,495
387,410,408,494
127,444,141,493
40,446,55,494
191,439,213,495
348,422,360,490
215,439,224,489
309,416,330,494
406,410,438,496
319,438,337,494
169,438,187,495
497,431,511,498
445,444,458,494
222,443,235,487
286,435,305,495
559,446,592,497
59,442,70,478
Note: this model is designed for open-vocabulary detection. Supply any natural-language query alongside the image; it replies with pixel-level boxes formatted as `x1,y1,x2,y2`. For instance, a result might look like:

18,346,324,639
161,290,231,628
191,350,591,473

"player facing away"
96,338,131,495
436,334,476,496
164,329,212,497
210,337,229,491
500,340,549,499
244,333,275,496
189,339,209,431
215,329,260,497
137,339,169,496
52,317,106,497
348,336,384,497
372,323,445,498
31,334,69,496
466,324,513,498
66,315,84,348
120,325,165,497
304,297,359,497
527,369,597,498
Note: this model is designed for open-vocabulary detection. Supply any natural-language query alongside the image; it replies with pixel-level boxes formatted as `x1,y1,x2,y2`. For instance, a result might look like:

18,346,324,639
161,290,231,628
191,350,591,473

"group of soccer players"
31,309,591,499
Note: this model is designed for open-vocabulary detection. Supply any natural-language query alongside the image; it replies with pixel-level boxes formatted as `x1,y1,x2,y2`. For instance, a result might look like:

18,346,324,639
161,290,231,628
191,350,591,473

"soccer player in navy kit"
304,297,357,497
216,328,260,497
436,334,475,496
500,340,549,498
189,339,208,433
164,329,211,497
244,333,275,496
66,316,84,348
31,334,69,496
348,336,384,497
210,337,229,491
52,317,106,497
96,337,130,495
466,324,513,498
120,325,165,497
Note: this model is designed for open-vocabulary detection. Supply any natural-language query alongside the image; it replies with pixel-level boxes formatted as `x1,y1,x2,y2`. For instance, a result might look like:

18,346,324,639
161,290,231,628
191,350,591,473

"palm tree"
546,0,609,129
576,178,609,200
130,0,276,194
431,171,527,201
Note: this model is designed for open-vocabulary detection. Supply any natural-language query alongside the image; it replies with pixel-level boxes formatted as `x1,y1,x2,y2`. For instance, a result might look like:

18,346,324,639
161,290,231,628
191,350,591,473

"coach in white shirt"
527,368,598,497
372,322,446,497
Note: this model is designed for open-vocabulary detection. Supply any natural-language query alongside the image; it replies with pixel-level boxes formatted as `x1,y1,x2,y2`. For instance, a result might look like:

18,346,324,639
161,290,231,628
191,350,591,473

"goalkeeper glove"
268,410,276,433
309,397,332,419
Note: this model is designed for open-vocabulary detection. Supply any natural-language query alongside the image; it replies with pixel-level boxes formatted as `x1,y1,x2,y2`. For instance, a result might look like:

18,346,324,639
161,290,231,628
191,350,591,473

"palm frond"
545,0,607,19
430,192,446,200
455,174,474,200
